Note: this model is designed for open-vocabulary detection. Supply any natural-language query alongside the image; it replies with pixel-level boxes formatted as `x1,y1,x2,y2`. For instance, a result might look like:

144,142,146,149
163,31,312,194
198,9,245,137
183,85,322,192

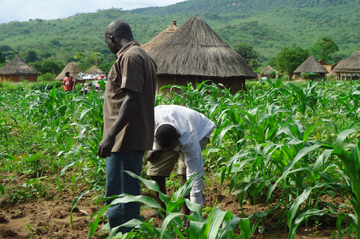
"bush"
37,73,57,82
0,80,62,92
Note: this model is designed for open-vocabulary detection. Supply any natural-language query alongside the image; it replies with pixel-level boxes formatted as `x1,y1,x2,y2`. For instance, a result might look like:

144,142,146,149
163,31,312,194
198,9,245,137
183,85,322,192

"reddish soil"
0,171,346,239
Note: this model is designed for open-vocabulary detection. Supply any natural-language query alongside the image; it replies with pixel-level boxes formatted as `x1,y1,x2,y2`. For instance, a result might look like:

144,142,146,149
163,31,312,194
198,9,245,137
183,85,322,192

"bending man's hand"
98,136,115,158
145,150,161,163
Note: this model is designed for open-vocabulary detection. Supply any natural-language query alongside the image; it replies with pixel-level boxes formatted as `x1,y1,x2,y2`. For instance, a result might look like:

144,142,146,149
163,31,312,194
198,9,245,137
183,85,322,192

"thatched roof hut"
332,50,360,80
56,62,82,80
141,20,178,54
148,17,256,94
85,66,106,75
293,56,328,80
261,66,278,78
0,56,40,82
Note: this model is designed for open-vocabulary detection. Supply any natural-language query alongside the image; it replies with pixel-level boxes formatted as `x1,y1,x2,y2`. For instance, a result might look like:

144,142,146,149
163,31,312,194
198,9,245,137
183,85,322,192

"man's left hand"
98,136,115,158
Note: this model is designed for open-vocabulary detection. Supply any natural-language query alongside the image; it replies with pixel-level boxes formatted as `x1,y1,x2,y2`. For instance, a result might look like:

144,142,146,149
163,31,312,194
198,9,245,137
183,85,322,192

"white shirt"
153,105,216,205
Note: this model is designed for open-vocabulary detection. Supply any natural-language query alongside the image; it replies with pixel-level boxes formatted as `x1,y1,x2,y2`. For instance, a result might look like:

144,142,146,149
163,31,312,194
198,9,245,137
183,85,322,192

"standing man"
146,105,216,217
63,71,73,92
97,20,157,233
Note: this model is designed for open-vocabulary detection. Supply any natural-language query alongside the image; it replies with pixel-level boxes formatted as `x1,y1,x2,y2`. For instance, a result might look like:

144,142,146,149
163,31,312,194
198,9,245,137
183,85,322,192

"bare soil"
0,171,346,239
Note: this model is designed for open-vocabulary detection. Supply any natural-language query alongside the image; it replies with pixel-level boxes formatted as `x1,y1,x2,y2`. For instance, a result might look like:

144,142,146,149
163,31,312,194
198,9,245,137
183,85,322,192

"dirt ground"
0,171,345,239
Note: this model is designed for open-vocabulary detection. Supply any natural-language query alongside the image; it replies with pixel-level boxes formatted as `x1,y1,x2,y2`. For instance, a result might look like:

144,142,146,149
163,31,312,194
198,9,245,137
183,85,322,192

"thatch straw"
329,70,337,76
0,56,40,75
55,62,82,80
261,66,278,75
293,56,328,73
85,66,105,75
333,50,360,73
141,20,178,54
149,17,256,78
318,59,329,65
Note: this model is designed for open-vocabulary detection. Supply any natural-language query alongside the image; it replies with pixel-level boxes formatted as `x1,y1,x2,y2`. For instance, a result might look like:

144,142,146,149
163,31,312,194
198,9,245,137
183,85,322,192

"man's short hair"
155,124,179,149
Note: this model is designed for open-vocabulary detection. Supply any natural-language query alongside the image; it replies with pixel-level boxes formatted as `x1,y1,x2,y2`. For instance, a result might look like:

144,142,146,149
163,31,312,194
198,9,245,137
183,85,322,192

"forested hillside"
131,0,355,15
0,0,359,75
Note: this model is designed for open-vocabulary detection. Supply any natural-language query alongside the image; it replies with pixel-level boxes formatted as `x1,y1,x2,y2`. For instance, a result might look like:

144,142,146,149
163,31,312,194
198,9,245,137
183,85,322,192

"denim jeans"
106,150,145,234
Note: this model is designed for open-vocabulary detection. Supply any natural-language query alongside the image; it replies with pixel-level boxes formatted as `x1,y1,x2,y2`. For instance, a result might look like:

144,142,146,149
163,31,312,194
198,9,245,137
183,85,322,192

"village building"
141,20,178,54
293,56,328,80
147,17,256,94
332,50,360,80
318,59,340,77
85,66,106,75
261,65,278,79
55,62,82,81
0,56,40,82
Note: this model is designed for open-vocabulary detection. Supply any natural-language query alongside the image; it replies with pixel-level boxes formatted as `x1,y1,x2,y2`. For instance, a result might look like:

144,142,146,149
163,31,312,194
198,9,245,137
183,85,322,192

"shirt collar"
116,41,140,58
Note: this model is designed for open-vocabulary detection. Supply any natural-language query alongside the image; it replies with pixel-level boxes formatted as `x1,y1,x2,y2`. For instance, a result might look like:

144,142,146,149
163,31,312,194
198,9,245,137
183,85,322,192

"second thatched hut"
56,62,82,81
148,17,256,94
141,20,178,54
332,50,360,80
293,56,328,80
0,56,40,82
85,66,106,75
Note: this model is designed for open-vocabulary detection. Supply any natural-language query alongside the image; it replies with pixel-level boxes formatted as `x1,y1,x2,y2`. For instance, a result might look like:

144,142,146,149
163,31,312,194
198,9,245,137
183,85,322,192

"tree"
0,52,5,64
29,60,62,75
231,41,260,69
269,46,309,80
90,52,102,69
24,50,39,63
308,36,339,63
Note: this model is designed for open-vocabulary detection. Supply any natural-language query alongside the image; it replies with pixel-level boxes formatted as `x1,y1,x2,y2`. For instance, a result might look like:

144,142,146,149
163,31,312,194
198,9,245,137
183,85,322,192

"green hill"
0,0,359,73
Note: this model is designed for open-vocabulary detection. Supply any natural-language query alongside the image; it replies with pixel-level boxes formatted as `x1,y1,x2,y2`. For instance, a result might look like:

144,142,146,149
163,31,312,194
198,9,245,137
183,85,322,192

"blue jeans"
106,150,145,234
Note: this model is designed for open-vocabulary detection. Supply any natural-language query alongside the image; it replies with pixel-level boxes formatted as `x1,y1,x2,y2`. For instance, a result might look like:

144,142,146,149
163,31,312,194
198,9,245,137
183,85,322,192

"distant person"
97,20,157,234
146,105,216,217
63,71,73,92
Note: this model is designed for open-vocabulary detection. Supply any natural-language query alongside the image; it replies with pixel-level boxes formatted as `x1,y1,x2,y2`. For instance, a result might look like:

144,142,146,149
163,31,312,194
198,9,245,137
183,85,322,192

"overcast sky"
0,0,185,24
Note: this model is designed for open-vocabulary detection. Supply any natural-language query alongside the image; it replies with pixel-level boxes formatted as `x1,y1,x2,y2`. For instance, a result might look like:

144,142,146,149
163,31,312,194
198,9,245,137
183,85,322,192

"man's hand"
145,150,161,163
98,135,115,158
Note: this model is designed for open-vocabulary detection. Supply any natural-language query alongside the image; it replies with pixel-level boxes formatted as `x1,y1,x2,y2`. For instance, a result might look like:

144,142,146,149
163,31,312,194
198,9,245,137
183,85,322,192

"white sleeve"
180,132,205,206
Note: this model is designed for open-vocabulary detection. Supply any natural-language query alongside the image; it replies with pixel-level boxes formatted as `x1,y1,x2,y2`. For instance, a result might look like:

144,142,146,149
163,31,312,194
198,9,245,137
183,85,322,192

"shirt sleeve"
118,51,145,93
180,131,205,206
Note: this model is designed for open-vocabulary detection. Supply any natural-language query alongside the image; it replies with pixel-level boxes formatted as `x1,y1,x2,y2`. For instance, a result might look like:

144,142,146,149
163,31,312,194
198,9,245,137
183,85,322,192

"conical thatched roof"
56,62,82,80
333,50,360,73
261,66,277,75
149,17,256,78
293,56,328,74
0,56,40,75
85,66,105,75
141,20,178,54
318,59,329,65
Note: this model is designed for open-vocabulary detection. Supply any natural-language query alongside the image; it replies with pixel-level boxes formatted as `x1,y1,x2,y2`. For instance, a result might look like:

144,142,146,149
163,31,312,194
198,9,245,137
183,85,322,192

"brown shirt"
103,41,157,151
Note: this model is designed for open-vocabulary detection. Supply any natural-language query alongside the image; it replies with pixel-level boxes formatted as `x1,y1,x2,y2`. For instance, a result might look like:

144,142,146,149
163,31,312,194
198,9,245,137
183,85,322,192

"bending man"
146,105,216,216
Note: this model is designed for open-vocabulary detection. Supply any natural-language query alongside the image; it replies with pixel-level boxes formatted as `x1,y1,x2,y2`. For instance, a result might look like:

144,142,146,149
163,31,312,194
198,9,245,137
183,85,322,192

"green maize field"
1,78,360,238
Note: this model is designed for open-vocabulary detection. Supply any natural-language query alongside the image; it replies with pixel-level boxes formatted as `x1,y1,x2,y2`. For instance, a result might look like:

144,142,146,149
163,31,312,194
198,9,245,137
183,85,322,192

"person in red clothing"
63,71,73,91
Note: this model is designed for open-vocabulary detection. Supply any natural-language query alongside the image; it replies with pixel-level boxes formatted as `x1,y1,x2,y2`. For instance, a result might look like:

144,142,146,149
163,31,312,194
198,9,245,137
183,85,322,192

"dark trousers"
106,150,145,233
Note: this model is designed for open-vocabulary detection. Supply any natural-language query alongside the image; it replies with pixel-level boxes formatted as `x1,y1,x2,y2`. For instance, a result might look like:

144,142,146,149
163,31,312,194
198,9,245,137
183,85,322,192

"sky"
0,0,186,24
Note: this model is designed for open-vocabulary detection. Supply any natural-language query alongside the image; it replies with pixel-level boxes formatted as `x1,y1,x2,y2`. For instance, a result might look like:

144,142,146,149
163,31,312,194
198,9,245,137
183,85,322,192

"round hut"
148,17,256,94
261,66,278,78
141,20,178,54
56,62,82,80
293,56,328,80
0,56,40,82
332,50,360,80
85,66,106,75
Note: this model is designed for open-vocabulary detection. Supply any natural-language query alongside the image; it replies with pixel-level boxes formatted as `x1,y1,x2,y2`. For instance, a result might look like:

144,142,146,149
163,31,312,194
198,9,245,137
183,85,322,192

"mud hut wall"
0,75,37,82
338,72,360,80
